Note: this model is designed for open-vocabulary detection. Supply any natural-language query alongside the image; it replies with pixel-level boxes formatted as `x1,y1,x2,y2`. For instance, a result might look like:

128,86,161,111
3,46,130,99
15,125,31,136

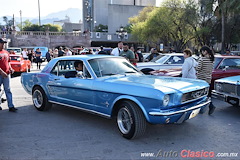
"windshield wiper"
103,73,117,76
124,71,137,74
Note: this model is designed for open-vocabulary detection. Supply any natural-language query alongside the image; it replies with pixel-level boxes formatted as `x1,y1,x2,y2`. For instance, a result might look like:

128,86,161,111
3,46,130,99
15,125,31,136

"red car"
150,55,240,90
10,55,31,73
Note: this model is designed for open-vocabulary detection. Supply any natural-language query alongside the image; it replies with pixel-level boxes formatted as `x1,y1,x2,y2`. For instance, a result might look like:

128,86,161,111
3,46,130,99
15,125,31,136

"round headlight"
163,94,170,107
216,83,222,91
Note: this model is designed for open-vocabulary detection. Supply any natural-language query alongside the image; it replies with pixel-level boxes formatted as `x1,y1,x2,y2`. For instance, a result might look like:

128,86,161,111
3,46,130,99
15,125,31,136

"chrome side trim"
49,100,111,118
149,100,211,116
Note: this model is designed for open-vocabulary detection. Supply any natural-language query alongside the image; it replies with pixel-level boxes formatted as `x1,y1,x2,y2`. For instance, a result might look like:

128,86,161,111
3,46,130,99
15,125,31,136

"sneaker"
9,107,18,112
0,106,2,110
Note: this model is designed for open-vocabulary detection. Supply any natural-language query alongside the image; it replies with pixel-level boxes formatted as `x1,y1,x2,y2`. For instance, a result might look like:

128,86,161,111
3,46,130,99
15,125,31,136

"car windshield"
154,55,170,63
88,57,141,77
7,49,21,53
214,57,222,69
10,56,21,61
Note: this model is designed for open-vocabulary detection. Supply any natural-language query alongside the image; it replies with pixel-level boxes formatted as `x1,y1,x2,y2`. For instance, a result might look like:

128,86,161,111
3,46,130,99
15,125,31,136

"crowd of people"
1,37,236,113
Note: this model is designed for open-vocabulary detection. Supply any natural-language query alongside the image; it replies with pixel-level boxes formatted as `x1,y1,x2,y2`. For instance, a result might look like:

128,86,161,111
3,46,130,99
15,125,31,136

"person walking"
53,49,58,58
111,41,123,56
196,46,216,115
46,49,52,62
35,48,42,70
0,38,17,112
182,49,197,79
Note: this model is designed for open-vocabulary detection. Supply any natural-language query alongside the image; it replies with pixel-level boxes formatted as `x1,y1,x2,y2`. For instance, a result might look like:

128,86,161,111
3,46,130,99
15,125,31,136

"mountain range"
1,8,82,26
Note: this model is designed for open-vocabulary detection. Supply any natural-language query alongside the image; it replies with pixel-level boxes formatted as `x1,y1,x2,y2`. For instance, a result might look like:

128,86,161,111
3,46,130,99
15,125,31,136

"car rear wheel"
117,100,146,139
32,86,52,111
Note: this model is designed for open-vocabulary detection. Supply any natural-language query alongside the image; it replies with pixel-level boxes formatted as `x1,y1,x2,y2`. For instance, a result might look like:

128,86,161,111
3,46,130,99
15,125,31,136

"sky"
0,0,83,18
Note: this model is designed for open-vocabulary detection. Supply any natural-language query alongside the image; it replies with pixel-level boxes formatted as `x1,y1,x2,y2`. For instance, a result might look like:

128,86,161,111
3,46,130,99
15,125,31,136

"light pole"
19,10,22,31
38,0,41,26
116,26,128,41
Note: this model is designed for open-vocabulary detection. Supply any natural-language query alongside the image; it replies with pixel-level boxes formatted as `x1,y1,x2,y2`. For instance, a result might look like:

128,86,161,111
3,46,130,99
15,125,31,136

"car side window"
50,60,91,78
165,56,184,64
219,59,240,70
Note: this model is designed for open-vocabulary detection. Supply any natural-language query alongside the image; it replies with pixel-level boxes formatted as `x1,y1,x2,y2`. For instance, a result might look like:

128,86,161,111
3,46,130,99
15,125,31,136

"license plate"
189,108,201,119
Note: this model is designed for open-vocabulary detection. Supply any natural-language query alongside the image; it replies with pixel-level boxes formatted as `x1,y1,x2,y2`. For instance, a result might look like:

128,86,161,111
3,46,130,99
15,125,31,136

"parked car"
6,47,22,55
33,47,48,61
137,53,184,74
150,55,240,90
10,55,31,72
212,75,240,106
21,55,210,139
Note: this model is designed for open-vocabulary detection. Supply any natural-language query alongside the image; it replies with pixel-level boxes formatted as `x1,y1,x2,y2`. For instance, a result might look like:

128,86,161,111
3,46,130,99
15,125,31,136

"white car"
137,53,184,74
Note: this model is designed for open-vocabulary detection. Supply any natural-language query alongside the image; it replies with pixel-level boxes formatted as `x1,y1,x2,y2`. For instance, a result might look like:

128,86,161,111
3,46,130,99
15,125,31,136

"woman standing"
196,46,215,115
182,49,197,79
35,48,42,70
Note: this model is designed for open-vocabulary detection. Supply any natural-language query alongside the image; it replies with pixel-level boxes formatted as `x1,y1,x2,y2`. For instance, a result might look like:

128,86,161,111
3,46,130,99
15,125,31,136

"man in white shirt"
21,48,28,59
111,41,123,56
65,48,72,56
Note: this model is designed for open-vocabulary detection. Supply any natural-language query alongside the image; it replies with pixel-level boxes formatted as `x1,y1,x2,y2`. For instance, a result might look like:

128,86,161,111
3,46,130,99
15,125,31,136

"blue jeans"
0,75,14,108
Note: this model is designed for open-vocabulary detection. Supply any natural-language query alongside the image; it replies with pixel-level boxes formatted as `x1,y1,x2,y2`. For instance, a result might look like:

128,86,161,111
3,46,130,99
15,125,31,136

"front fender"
110,95,151,122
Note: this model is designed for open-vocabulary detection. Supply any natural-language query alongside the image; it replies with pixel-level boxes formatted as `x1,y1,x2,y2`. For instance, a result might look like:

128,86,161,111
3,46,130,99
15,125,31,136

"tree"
129,0,199,52
213,0,240,52
17,20,62,32
93,24,108,32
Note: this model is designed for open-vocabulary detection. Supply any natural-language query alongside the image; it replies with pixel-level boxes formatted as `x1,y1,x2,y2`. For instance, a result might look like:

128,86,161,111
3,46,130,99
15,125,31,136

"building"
82,0,157,47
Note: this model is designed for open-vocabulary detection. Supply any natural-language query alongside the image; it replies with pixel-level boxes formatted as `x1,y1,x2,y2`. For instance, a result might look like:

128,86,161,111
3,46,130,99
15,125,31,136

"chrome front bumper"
212,90,240,101
149,100,211,116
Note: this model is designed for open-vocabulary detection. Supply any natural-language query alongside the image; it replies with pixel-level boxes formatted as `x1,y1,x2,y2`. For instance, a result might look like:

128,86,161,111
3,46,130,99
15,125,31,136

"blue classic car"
212,75,240,106
21,55,210,139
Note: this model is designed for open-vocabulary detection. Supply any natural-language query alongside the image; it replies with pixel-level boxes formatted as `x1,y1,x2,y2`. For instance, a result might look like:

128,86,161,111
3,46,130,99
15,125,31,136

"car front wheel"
117,100,146,139
32,86,52,111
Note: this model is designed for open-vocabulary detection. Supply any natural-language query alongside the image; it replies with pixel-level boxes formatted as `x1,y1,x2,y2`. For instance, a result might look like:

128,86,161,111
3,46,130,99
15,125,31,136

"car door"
47,60,95,110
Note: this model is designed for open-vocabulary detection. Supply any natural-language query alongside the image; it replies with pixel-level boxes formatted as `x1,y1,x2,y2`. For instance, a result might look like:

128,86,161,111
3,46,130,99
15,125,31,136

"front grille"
216,82,237,95
182,88,208,103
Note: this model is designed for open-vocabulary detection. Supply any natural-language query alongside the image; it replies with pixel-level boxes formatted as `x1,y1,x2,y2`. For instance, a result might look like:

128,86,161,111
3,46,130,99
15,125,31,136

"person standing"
136,48,144,62
45,49,52,62
182,49,197,79
98,46,107,55
53,49,58,58
22,48,28,60
148,48,160,61
58,47,65,57
0,38,17,112
196,46,215,115
111,41,123,56
28,50,33,63
119,43,135,65
65,48,72,56
35,48,42,70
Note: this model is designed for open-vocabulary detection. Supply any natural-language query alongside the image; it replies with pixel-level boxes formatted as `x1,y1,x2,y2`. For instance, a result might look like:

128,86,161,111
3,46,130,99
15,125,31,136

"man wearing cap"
0,38,17,112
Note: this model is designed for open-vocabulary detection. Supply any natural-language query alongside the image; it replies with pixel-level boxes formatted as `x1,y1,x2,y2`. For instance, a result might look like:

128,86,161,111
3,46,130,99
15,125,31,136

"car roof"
162,53,183,56
215,55,240,58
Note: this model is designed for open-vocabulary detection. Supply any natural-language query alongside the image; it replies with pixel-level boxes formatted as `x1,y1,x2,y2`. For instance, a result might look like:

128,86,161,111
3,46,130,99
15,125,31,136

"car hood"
99,75,208,94
215,75,240,84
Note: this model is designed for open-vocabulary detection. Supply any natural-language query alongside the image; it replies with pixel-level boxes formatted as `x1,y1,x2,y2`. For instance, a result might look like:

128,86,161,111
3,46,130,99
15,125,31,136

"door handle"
54,78,60,80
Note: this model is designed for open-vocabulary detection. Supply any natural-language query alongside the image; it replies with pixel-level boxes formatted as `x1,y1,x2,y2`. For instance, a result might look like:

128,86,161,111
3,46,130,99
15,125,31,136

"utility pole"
20,10,22,31
38,0,41,26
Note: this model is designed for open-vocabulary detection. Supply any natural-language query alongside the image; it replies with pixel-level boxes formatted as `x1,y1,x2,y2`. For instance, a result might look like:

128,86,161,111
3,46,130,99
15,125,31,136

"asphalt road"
0,63,240,160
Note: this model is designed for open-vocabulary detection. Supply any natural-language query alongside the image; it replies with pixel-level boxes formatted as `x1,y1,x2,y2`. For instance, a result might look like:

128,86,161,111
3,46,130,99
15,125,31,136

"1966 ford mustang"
21,55,210,139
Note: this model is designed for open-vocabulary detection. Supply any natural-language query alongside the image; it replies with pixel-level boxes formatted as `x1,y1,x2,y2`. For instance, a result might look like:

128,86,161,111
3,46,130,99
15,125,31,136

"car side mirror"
222,66,229,71
167,61,172,64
